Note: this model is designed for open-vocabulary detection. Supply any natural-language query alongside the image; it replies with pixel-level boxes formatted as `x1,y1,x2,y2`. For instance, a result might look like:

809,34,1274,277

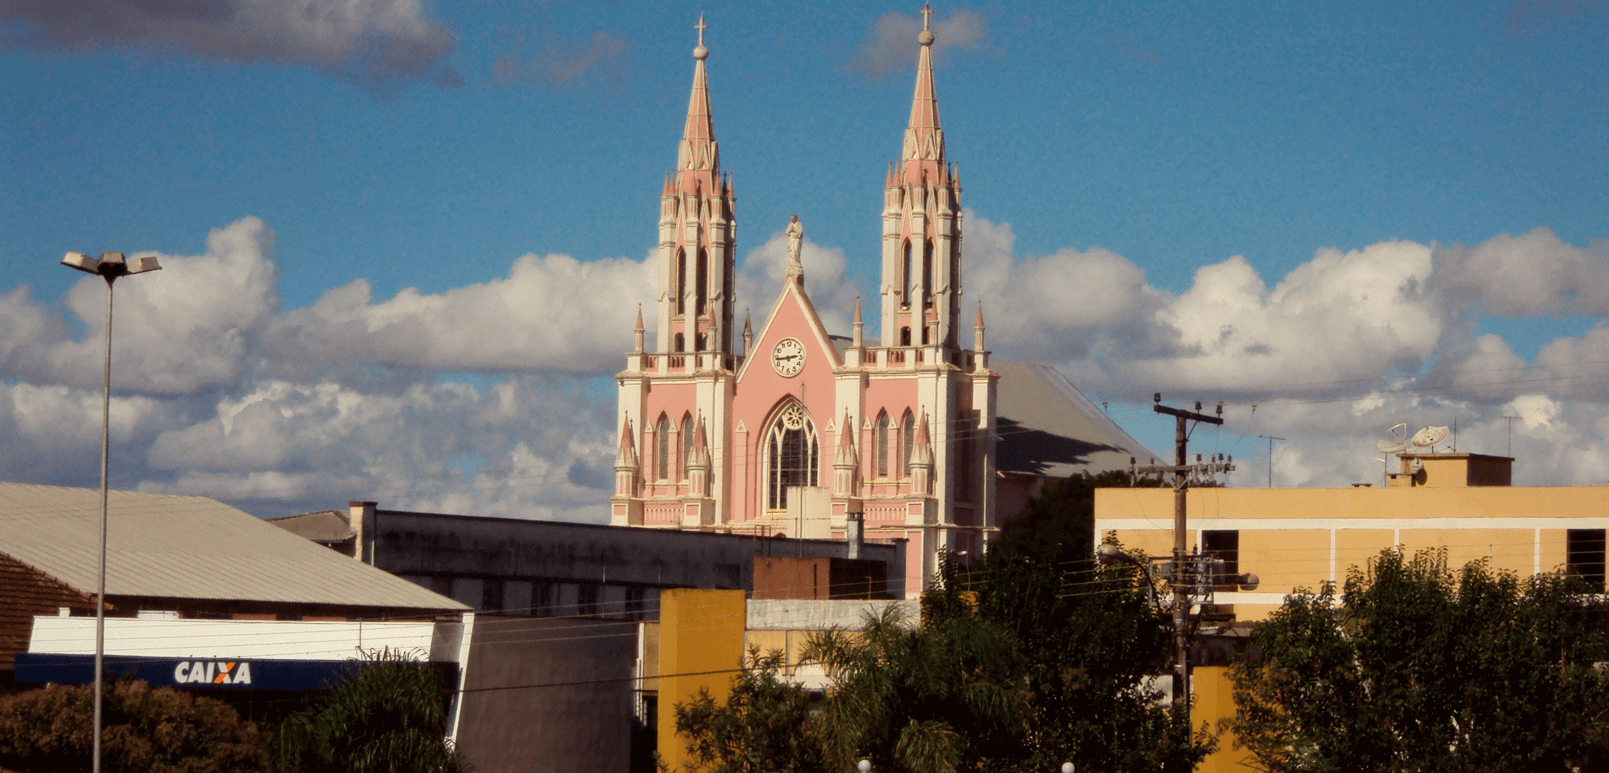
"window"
900,327,911,346
655,414,670,481
1568,529,1606,593
695,248,708,321
900,411,915,477
578,584,599,617
922,239,933,308
901,240,912,306
675,249,686,316
766,403,819,510
532,582,554,616
875,411,890,478
481,579,504,613
674,332,685,353
1203,530,1240,590
680,414,694,480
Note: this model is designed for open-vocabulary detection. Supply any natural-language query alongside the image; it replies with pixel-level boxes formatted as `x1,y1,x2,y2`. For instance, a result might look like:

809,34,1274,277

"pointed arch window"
901,411,916,477
922,240,934,309
901,240,913,307
695,248,709,325
675,249,687,317
682,414,697,478
655,415,671,481
875,411,890,478
766,404,818,510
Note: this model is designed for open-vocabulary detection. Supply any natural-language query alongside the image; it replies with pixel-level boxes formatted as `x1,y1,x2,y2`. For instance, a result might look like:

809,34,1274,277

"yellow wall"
1097,485,1607,621
658,589,747,771
1193,666,1256,772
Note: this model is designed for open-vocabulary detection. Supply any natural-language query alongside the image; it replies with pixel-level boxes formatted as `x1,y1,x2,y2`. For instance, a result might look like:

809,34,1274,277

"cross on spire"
920,3,933,31
695,14,708,46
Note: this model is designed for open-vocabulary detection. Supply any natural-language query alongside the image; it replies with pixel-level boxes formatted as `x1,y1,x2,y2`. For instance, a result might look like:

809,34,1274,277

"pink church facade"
610,16,997,595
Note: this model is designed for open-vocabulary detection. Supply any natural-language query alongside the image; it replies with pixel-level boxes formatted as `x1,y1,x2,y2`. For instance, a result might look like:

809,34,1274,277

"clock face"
771,338,806,377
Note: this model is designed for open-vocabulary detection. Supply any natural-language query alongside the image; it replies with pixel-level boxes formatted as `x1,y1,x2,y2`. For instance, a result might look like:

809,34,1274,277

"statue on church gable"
786,214,804,279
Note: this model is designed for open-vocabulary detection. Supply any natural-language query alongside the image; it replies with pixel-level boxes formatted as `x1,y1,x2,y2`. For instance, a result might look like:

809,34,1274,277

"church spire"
655,15,736,358
881,4,963,352
904,3,943,170
677,14,719,187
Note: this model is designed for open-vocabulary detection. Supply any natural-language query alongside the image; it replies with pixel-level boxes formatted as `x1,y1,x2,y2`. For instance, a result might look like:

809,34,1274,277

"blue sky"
2,1,1607,517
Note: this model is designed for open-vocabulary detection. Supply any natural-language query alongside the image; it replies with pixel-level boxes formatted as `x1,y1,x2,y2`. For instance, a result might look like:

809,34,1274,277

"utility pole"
1137,394,1227,717
1258,435,1285,488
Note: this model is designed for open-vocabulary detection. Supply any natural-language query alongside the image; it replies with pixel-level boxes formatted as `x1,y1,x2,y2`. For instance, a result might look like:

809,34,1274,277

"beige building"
1096,453,1609,622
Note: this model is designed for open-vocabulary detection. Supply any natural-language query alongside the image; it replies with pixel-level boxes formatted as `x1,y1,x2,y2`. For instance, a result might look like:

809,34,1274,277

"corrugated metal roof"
992,360,1158,478
0,483,466,611
267,510,355,542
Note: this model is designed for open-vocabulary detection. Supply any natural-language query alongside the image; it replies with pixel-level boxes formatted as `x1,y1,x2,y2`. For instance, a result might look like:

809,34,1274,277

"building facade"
611,16,999,592
1096,452,1609,622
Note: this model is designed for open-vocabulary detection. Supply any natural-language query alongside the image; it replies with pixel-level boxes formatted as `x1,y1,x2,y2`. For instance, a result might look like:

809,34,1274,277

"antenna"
1258,435,1285,488
1501,415,1524,456
1377,423,1408,486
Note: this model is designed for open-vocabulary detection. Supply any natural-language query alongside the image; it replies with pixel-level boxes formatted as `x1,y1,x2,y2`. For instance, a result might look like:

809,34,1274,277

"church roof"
824,337,1157,479
990,360,1157,479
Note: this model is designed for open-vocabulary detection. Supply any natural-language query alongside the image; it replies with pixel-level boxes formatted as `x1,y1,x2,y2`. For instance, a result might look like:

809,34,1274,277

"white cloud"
846,8,989,78
737,227,859,337
1,0,461,90
267,250,655,375
1433,227,1609,317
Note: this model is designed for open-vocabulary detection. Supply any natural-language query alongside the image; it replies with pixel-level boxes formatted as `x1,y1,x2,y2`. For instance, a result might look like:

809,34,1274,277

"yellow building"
1096,452,1609,623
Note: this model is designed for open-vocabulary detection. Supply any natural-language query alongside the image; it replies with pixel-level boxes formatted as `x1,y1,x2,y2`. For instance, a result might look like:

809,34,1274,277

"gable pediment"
736,280,842,383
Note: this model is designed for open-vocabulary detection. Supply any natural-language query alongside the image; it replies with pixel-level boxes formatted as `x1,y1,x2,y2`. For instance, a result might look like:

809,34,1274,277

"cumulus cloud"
847,8,988,78
267,250,654,375
492,30,630,87
1,217,281,394
737,226,859,336
0,0,461,90
1432,227,1609,317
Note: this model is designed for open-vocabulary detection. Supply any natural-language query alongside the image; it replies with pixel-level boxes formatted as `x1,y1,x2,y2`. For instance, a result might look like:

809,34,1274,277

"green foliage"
1230,548,1609,772
0,679,262,773
993,471,1164,569
262,649,462,773
804,585,1029,773
975,550,1210,772
674,649,827,773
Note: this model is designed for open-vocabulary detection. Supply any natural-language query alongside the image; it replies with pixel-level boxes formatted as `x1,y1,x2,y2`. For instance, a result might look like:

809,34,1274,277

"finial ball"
693,44,709,60
918,29,935,46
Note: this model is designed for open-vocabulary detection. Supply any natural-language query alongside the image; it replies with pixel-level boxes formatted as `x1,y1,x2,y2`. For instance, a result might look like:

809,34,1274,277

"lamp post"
61,250,161,773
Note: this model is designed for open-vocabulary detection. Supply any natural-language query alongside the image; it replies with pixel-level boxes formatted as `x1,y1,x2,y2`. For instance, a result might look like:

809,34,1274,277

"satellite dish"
1411,426,1450,449
1377,439,1408,453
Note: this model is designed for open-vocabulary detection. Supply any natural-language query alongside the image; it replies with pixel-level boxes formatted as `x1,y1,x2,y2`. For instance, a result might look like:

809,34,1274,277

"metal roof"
266,510,355,543
0,483,466,611
990,360,1157,479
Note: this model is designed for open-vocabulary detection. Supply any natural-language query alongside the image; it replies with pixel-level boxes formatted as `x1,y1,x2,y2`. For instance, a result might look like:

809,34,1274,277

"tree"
992,471,1165,570
0,679,261,773
674,649,827,773
1230,548,1609,772
262,650,462,773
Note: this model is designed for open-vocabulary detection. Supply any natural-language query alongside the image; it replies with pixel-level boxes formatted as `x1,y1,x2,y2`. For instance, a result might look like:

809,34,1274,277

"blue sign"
12,653,419,692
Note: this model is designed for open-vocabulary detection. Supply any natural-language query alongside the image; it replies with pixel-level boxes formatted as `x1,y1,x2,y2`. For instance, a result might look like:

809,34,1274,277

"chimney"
348,501,377,564
846,512,864,560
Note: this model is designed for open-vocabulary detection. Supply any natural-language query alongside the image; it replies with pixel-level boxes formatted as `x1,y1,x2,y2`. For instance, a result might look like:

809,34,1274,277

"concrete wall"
370,510,907,604
657,589,745,771
454,616,637,773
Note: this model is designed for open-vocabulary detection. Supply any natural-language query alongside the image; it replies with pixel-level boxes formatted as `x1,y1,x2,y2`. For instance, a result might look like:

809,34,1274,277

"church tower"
881,5,963,350
657,15,737,356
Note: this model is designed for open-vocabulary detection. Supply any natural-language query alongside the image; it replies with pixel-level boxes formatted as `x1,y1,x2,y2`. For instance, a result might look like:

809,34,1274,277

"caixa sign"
13,653,382,692
173,660,253,685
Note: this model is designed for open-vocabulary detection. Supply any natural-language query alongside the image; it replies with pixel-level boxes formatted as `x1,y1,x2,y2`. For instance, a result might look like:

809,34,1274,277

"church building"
611,12,1152,594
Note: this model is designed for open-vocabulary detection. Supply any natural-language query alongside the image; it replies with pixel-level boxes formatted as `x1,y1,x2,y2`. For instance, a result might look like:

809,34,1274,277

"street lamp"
61,250,161,773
